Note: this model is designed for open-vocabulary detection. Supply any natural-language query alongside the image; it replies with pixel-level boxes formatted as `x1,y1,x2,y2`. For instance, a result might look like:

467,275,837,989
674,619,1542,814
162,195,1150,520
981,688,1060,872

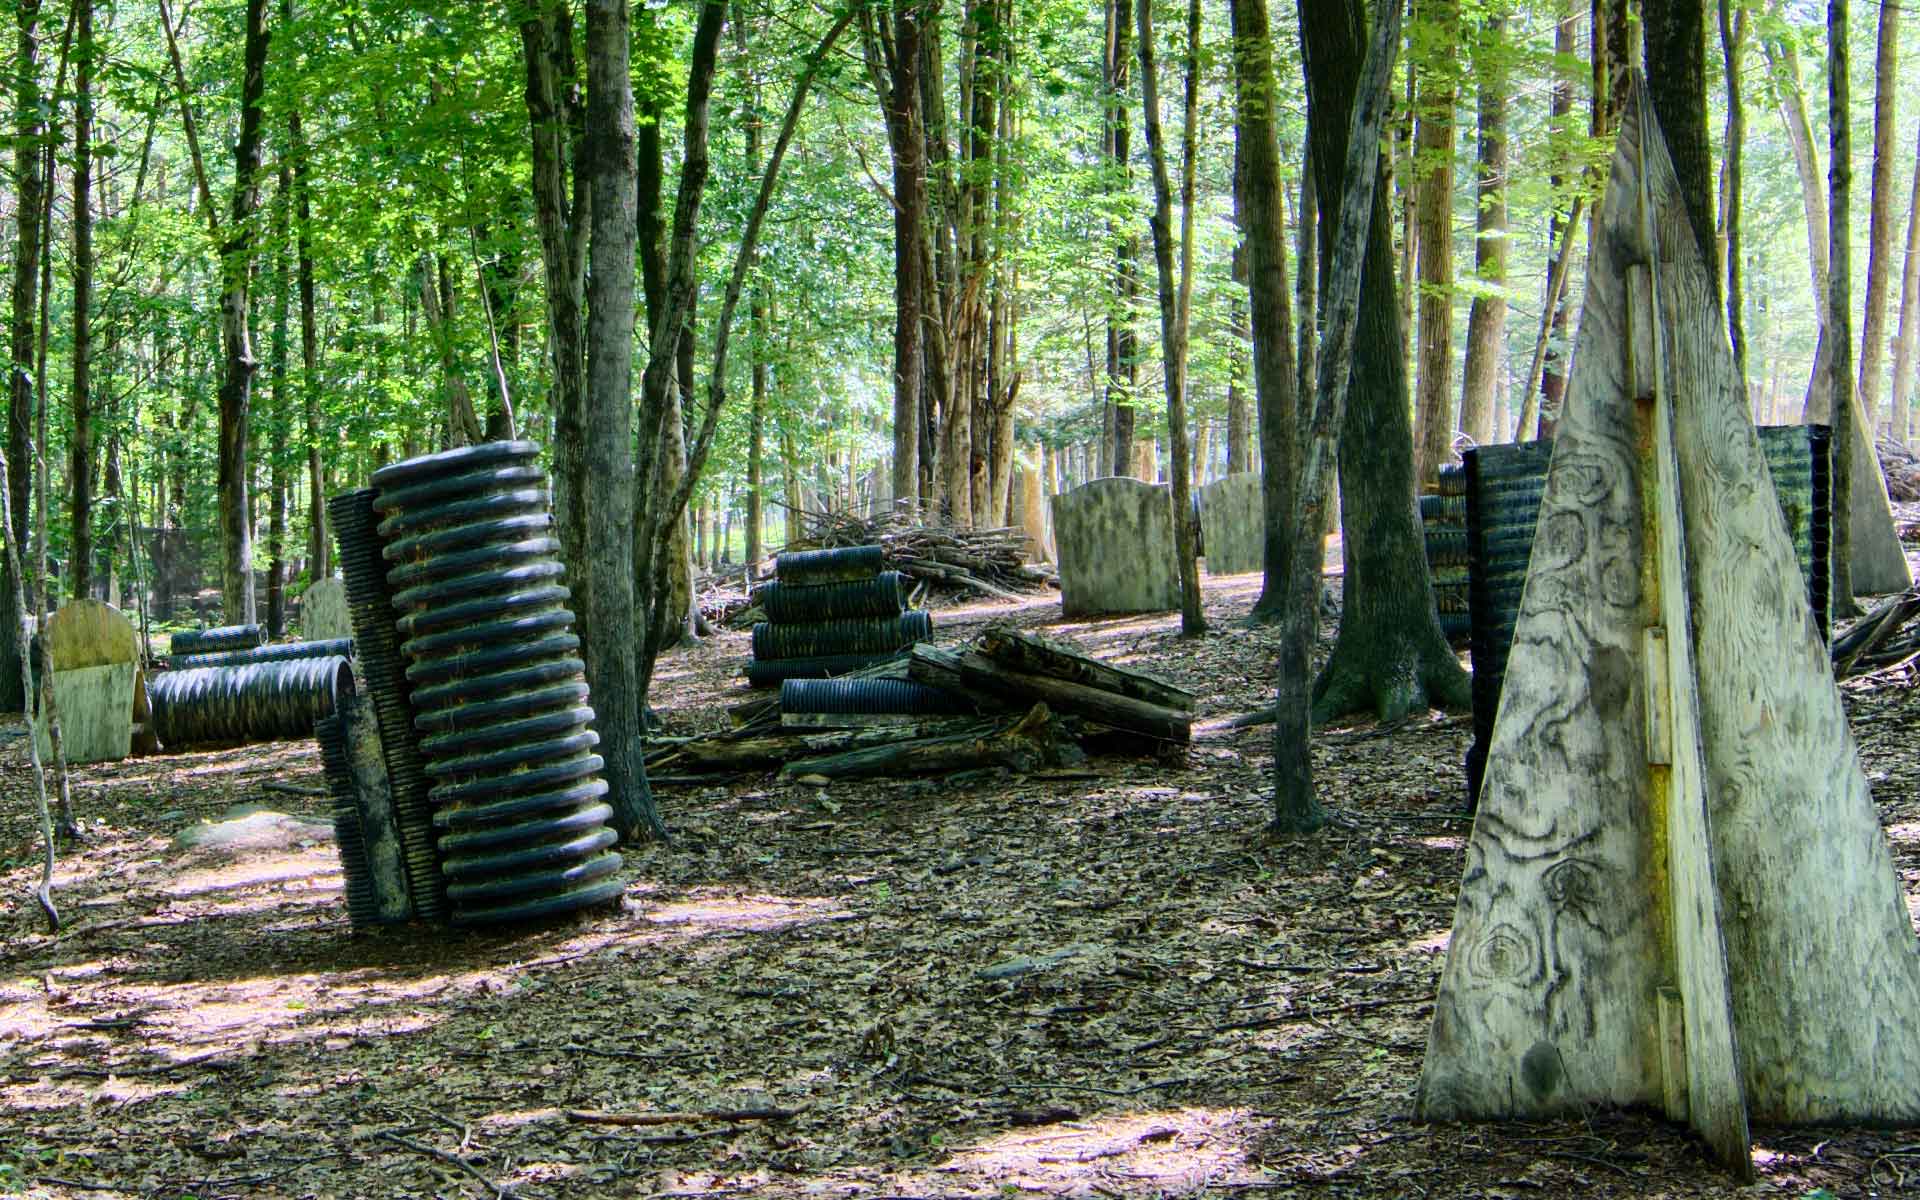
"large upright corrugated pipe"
373,440,625,928
751,611,933,661
332,488,446,923
170,624,266,656
775,544,884,585
148,655,349,748
779,678,970,715
172,638,354,669
755,572,906,622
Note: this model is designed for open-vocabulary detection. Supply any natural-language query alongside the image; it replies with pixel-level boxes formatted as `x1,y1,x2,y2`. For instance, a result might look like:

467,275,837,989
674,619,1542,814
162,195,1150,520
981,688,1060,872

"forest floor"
2,529,1919,1200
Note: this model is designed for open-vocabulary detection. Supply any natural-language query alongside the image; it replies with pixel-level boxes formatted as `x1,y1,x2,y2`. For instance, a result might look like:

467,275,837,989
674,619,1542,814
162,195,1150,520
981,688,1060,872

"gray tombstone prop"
301,577,352,642
1199,473,1264,576
1050,477,1180,616
1010,460,1055,563
36,599,142,764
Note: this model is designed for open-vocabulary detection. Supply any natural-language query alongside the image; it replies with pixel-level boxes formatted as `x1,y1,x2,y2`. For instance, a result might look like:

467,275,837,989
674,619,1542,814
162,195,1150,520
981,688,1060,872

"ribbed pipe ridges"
148,656,349,748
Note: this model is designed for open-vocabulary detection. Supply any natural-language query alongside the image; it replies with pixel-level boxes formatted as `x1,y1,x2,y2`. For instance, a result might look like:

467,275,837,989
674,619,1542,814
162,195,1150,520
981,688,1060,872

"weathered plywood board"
36,662,137,764
1049,478,1179,617
43,599,139,672
301,578,352,642
1198,473,1263,577
1418,112,1668,1123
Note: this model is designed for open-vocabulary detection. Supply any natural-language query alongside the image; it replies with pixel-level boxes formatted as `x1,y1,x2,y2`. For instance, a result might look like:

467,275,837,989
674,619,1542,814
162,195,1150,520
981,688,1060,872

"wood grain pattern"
1418,105,1666,1122
42,598,139,672
1649,93,1920,1124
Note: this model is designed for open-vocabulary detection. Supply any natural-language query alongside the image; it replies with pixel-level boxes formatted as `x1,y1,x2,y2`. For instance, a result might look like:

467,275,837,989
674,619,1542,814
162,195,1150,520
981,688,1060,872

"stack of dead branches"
789,508,1054,601
1834,589,1920,679
695,566,757,629
1879,439,1920,503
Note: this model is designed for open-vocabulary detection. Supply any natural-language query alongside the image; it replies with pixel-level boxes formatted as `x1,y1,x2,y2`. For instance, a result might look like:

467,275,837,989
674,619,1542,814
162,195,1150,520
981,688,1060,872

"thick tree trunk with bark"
871,1,924,511
284,0,326,583
1536,0,1577,437
1410,0,1458,486
1300,0,1469,725
1718,1,1747,389
1103,0,1138,479
1457,14,1507,447
1229,0,1300,628
1829,0,1856,607
1644,0,1716,286
70,0,94,601
579,0,652,841
1859,0,1900,426
267,170,291,638
1,1,40,710
217,0,269,625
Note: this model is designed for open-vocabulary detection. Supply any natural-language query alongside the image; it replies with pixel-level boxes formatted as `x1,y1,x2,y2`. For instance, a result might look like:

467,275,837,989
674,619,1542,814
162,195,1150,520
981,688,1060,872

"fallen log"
977,626,1195,713
777,703,1072,781
671,717,989,773
922,648,1192,743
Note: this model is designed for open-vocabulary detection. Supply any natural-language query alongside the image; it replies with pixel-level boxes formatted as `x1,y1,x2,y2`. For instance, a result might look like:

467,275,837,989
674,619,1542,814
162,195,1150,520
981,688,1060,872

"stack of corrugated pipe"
1452,424,1830,808
148,621,353,749
1420,471,1472,641
745,546,933,689
317,441,628,930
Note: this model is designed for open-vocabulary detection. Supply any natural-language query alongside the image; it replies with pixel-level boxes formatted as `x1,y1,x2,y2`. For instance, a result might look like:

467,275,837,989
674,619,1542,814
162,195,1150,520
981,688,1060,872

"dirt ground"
2,563,1918,1200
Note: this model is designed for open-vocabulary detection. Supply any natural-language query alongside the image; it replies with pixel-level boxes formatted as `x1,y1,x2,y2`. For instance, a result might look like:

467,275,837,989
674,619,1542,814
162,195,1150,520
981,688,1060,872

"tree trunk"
1829,0,1856,608
267,166,291,638
1457,13,1506,448
1276,0,1402,831
870,1,924,511
69,0,94,601
1859,0,1900,428
580,0,648,840
1889,126,1920,447
1137,0,1205,634
1410,0,1457,486
421,253,484,448
1300,0,1470,724
1536,0,1576,437
286,0,325,583
1644,0,1716,282
217,0,269,625
1,0,41,710
1226,209,1251,474
1229,0,1300,628
1103,0,1138,480
1718,1,1747,391
1296,143,1317,413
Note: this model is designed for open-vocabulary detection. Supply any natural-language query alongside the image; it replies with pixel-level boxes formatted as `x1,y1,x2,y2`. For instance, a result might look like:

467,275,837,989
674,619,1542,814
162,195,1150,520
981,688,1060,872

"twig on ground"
564,1106,804,1127
374,1130,510,1199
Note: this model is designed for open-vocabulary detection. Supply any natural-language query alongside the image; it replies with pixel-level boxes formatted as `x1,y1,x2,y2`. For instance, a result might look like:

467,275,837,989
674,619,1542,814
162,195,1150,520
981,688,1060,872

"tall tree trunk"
1859,0,1900,429
1300,0,1470,722
1645,0,1716,281
1456,13,1506,447
1761,22,1831,417
421,253,484,447
1889,127,1920,447
1103,0,1138,479
1229,0,1300,627
1536,0,1576,437
285,0,326,583
868,1,924,511
267,167,291,637
1296,143,1317,411
69,0,93,600
217,0,270,625
579,0,650,840
1718,1,1748,391
1828,0,1856,608
2,1,41,710
1410,0,1457,486
1138,0,1206,634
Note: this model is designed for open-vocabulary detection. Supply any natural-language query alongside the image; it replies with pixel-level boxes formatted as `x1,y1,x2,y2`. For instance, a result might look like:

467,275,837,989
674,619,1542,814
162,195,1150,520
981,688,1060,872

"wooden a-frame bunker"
1417,78,1920,1176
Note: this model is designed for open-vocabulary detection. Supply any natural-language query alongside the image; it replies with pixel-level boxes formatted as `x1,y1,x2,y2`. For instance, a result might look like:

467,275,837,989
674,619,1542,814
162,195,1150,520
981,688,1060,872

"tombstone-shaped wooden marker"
301,577,352,642
1418,79,1920,1175
1049,477,1180,616
36,599,149,764
1198,473,1263,576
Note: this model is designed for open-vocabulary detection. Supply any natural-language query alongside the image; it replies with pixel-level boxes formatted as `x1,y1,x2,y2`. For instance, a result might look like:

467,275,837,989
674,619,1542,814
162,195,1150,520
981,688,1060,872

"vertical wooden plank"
1642,627,1671,766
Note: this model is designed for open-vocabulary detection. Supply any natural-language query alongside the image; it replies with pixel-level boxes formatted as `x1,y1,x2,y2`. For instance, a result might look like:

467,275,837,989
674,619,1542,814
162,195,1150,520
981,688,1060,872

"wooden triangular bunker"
1418,78,1920,1171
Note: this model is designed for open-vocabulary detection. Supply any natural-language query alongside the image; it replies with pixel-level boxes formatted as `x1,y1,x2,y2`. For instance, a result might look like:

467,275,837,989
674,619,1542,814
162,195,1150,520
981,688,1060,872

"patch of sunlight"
1416,835,1465,851
643,890,853,933
1887,821,1920,844
939,1106,1269,1195
82,1077,192,1108
1399,928,1451,955
167,848,340,898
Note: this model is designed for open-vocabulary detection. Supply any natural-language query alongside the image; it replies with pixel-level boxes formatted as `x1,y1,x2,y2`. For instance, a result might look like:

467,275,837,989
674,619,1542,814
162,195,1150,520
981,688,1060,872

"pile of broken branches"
789,509,1055,601
645,626,1192,786
1834,589,1920,680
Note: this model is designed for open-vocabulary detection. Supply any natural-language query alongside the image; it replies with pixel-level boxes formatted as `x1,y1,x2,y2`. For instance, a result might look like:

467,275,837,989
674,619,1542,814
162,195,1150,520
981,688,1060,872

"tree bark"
1276,0,1402,831
71,0,95,601
1300,0,1470,725
421,253,484,447
1537,0,1576,437
1829,0,1856,608
285,0,325,584
1103,0,1138,480
869,0,924,512
1644,0,1716,283
1230,0,1300,628
1137,0,1205,634
1,1,41,710
1457,13,1506,447
217,0,269,625
1859,0,1900,428
1410,0,1458,486
1718,1,1747,391
267,167,291,638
